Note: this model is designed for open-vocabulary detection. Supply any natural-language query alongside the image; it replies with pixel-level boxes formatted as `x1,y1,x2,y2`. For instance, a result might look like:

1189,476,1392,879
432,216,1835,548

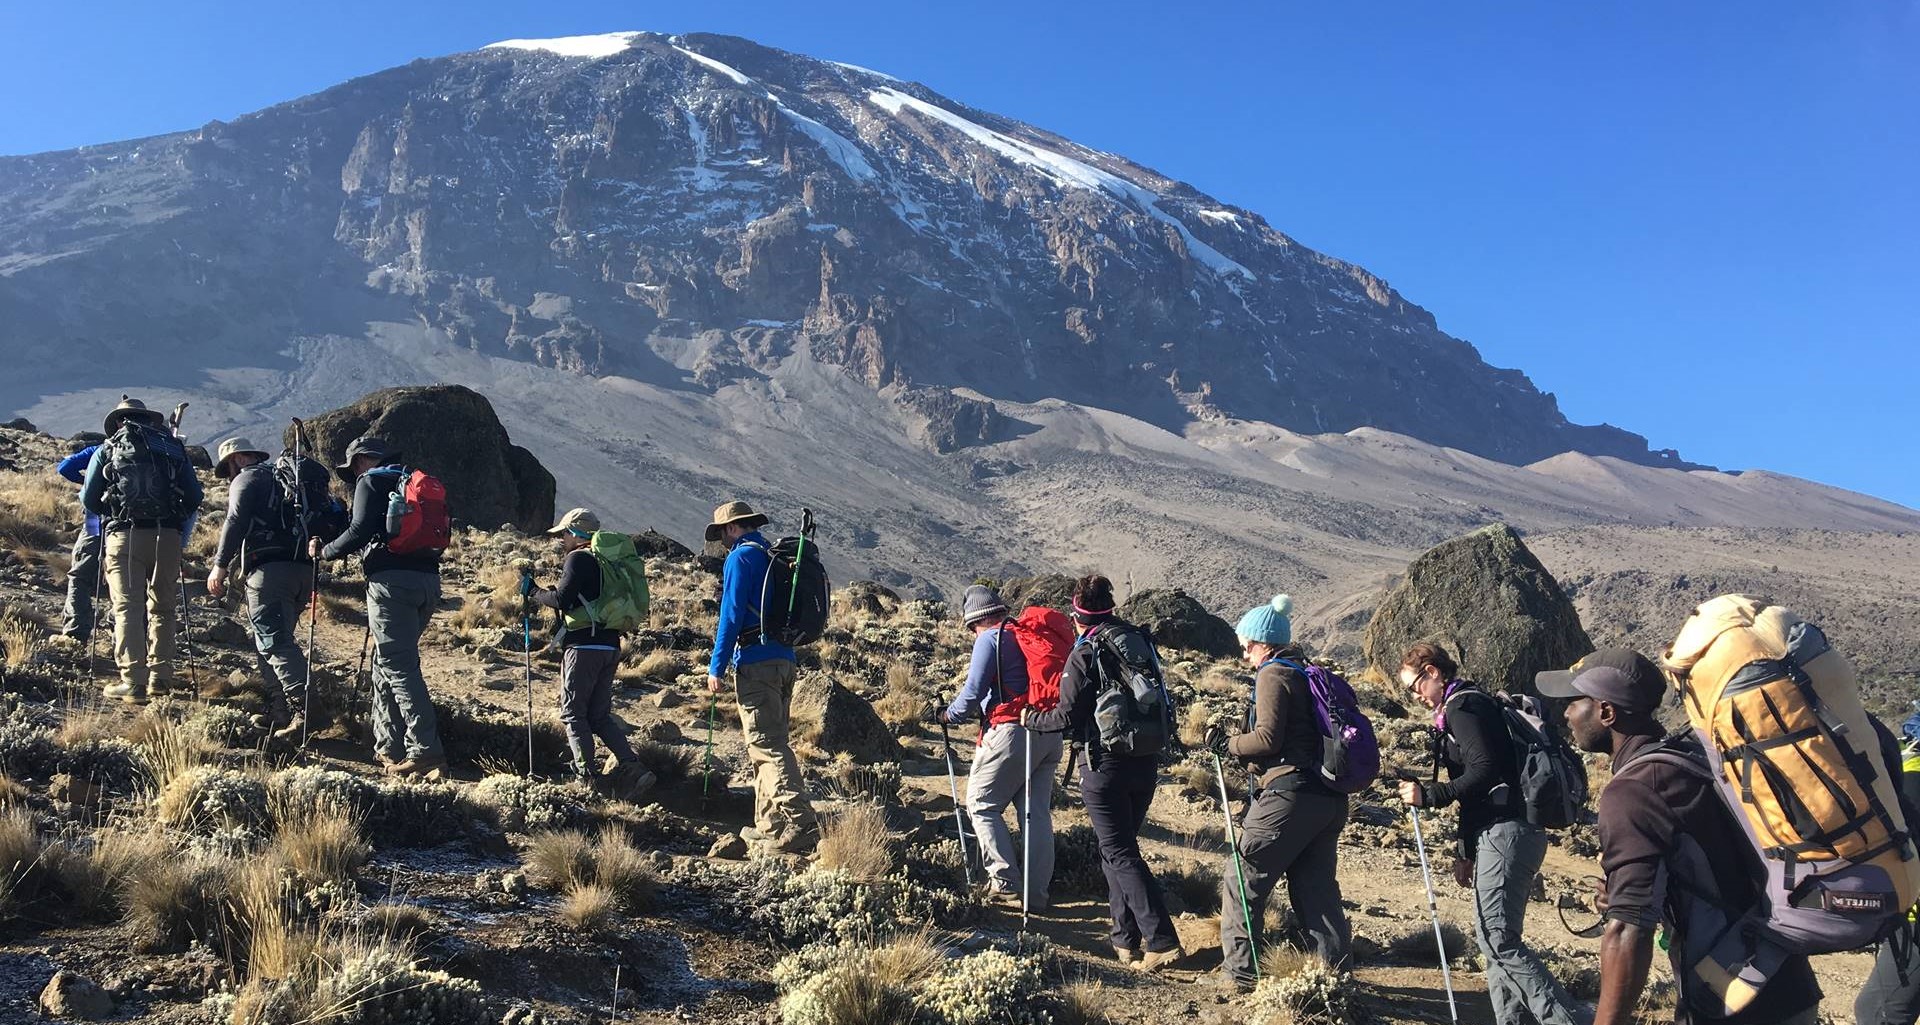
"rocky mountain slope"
2,31,1915,679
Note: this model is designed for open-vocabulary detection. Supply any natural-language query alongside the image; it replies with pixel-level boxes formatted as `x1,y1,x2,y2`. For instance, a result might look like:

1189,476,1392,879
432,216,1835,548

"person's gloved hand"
1204,724,1231,755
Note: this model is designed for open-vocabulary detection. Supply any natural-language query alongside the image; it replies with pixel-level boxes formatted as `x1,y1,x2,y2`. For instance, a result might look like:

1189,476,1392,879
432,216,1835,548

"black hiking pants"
1081,753,1179,954
1858,925,1920,1025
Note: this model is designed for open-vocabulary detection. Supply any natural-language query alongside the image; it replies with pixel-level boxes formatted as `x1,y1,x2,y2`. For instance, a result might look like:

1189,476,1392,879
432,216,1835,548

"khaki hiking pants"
104,527,181,696
735,658,815,836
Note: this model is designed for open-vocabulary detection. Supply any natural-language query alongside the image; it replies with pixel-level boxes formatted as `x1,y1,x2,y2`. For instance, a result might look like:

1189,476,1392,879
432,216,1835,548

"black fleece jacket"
319,468,440,575
1024,617,1157,769
530,548,621,649
1427,685,1521,859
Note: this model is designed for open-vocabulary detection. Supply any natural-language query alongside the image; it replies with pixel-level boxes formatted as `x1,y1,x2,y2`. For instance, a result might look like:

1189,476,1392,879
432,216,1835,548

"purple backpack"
1277,660,1380,794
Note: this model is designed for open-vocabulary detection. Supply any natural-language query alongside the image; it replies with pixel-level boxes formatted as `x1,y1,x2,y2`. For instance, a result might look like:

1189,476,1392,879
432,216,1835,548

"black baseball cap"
1535,646,1665,715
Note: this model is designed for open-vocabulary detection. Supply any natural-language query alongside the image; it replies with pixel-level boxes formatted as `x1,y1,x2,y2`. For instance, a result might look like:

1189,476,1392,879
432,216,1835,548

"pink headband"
1072,601,1114,617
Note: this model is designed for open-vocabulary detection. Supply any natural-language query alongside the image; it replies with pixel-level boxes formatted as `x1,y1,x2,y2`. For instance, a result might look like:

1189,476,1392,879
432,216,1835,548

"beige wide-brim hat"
704,500,769,542
213,437,271,480
103,396,167,434
547,507,602,536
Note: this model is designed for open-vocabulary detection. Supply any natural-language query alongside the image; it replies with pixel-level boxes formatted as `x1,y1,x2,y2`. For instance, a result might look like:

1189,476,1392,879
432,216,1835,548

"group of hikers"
43,394,1920,1025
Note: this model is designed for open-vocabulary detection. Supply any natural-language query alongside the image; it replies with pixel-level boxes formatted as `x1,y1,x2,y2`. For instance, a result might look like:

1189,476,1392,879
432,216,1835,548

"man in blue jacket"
705,500,817,854
56,442,103,643
80,397,203,702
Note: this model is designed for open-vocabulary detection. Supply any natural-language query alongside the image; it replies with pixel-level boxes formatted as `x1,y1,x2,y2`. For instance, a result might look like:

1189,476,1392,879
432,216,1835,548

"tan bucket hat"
213,437,271,479
704,500,769,542
547,507,602,536
103,396,167,434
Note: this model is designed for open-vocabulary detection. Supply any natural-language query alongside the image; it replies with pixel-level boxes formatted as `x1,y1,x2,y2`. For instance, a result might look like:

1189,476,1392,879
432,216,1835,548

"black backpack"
102,422,195,524
746,509,829,648
1498,693,1590,829
240,454,344,570
1089,625,1172,758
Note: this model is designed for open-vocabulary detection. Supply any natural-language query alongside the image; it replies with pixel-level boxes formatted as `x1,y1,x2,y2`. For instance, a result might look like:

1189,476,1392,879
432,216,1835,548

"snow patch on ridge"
672,45,879,183
483,32,645,58
867,87,1250,278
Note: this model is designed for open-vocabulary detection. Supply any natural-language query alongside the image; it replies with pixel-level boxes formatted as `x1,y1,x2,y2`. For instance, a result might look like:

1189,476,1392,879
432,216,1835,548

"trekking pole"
1022,722,1032,930
293,417,317,748
1409,806,1459,1025
702,694,716,803
1211,750,1260,983
177,562,198,695
87,533,105,688
939,695,973,886
515,560,535,777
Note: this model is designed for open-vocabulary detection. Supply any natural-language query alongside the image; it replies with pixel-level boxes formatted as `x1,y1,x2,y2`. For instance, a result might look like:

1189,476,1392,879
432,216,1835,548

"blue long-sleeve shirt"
945,625,1028,722
708,531,795,677
80,431,202,541
57,445,100,536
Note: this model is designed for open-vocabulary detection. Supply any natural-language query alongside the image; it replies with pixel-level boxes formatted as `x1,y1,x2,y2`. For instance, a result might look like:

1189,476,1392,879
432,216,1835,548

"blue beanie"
1235,594,1294,646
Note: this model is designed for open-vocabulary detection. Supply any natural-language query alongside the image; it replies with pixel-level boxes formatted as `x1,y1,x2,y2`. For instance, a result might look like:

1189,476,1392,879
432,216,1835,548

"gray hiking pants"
1473,818,1585,1025
62,528,102,640
367,570,443,762
1219,781,1351,982
965,723,1063,903
246,560,312,720
1857,926,1920,1025
561,645,636,776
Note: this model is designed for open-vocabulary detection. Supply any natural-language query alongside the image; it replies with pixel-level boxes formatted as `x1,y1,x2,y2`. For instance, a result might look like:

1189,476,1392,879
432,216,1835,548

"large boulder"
1119,588,1238,657
792,676,903,763
291,385,555,533
1362,523,1591,694
999,574,1076,613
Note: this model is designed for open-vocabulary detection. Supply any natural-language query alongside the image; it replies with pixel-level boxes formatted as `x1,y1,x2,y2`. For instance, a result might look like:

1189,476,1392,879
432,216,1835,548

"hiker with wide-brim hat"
705,499,817,854
525,507,648,789
311,434,445,778
207,436,327,740
80,396,203,703
1211,594,1352,991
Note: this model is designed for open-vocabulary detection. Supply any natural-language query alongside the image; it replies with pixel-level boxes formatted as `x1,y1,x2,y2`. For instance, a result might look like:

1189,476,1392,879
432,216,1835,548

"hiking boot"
740,825,777,845
374,751,401,769
987,888,1023,910
1135,946,1186,973
102,682,147,705
1112,945,1142,965
1211,971,1255,996
385,754,447,779
271,716,305,742
770,824,819,855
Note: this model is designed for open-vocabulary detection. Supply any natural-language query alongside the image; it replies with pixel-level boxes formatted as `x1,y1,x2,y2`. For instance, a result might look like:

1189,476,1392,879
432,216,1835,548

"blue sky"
4,2,1915,506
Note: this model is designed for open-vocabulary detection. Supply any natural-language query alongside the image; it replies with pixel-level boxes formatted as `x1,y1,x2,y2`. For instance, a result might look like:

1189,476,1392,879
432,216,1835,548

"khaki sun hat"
213,437,271,480
704,500,769,542
548,507,602,536
103,396,167,434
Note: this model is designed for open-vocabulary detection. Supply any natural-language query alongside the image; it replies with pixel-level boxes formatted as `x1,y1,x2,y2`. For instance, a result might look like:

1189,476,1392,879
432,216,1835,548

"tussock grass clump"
125,855,233,954
590,830,658,911
0,472,70,555
816,804,895,882
1161,858,1221,915
523,829,594,889
558,880,617,932
224,932,488,1025
0,605,46,671
0,773,26,807
1052,981,1111,1025
155,765,269,831
0,806,46,915
772,932,949,1025
632,650,683,683
365,902,436,943
629,738,693,783
132,711,213,791
54,706,118,749
272,799,369,884
48,827,169,919
872,664,927,731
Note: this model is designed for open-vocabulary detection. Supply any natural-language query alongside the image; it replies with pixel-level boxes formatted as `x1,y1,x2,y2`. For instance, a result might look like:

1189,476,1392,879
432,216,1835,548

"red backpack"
984,606,1074,729
384,468,451,555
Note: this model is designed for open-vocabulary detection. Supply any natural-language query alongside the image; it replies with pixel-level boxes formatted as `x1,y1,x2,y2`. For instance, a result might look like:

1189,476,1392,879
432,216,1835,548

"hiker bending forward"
312,436,444,777
934,585,1063,909
525,508,642,786
1211,594,1350,990
706,501,818,855
1400,642,1584,1025
1024,574,1183,972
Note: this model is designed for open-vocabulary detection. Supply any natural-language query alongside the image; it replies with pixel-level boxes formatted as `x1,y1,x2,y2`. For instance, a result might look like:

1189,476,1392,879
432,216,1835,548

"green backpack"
563,531,651,632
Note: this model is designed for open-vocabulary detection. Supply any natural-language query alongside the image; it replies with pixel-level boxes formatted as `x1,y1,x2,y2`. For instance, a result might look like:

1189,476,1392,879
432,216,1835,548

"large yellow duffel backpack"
1660,595,1920,1013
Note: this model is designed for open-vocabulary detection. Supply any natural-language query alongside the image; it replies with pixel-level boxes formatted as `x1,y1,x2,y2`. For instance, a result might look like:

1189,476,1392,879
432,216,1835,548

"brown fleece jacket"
1227,651,1325,789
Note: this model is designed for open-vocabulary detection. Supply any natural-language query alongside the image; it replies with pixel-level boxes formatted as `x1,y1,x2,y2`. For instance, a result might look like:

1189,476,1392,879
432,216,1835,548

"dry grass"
523,829,593,889
868,928,944,987
632,651,682,683
132,711,212,791
55,705,119,748
0,471,70,554
125,854,230,954
0,807,45,914
590,831,657,912
1162,858,1221,915
816,803,895,882
872,663,927,731
237,855,310,980
1179,702,1213,749
630,738,693,783
0,774,26,808
1261,943,1317,981
1054,980,1113,1025
273,799,369,884
49,827,170,919
366,902,436,943
0,605,45,671
558,880,617,932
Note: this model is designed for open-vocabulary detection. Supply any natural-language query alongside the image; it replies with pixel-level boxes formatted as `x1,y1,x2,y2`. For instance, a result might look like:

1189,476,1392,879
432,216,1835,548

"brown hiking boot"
271,715,304,741
385,754,447,779
102,682,147,705
1135,946,1186,973
1112,945,1142,965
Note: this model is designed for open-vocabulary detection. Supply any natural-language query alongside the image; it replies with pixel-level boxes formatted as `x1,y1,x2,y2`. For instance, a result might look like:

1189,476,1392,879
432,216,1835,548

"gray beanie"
961,584,1010,626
